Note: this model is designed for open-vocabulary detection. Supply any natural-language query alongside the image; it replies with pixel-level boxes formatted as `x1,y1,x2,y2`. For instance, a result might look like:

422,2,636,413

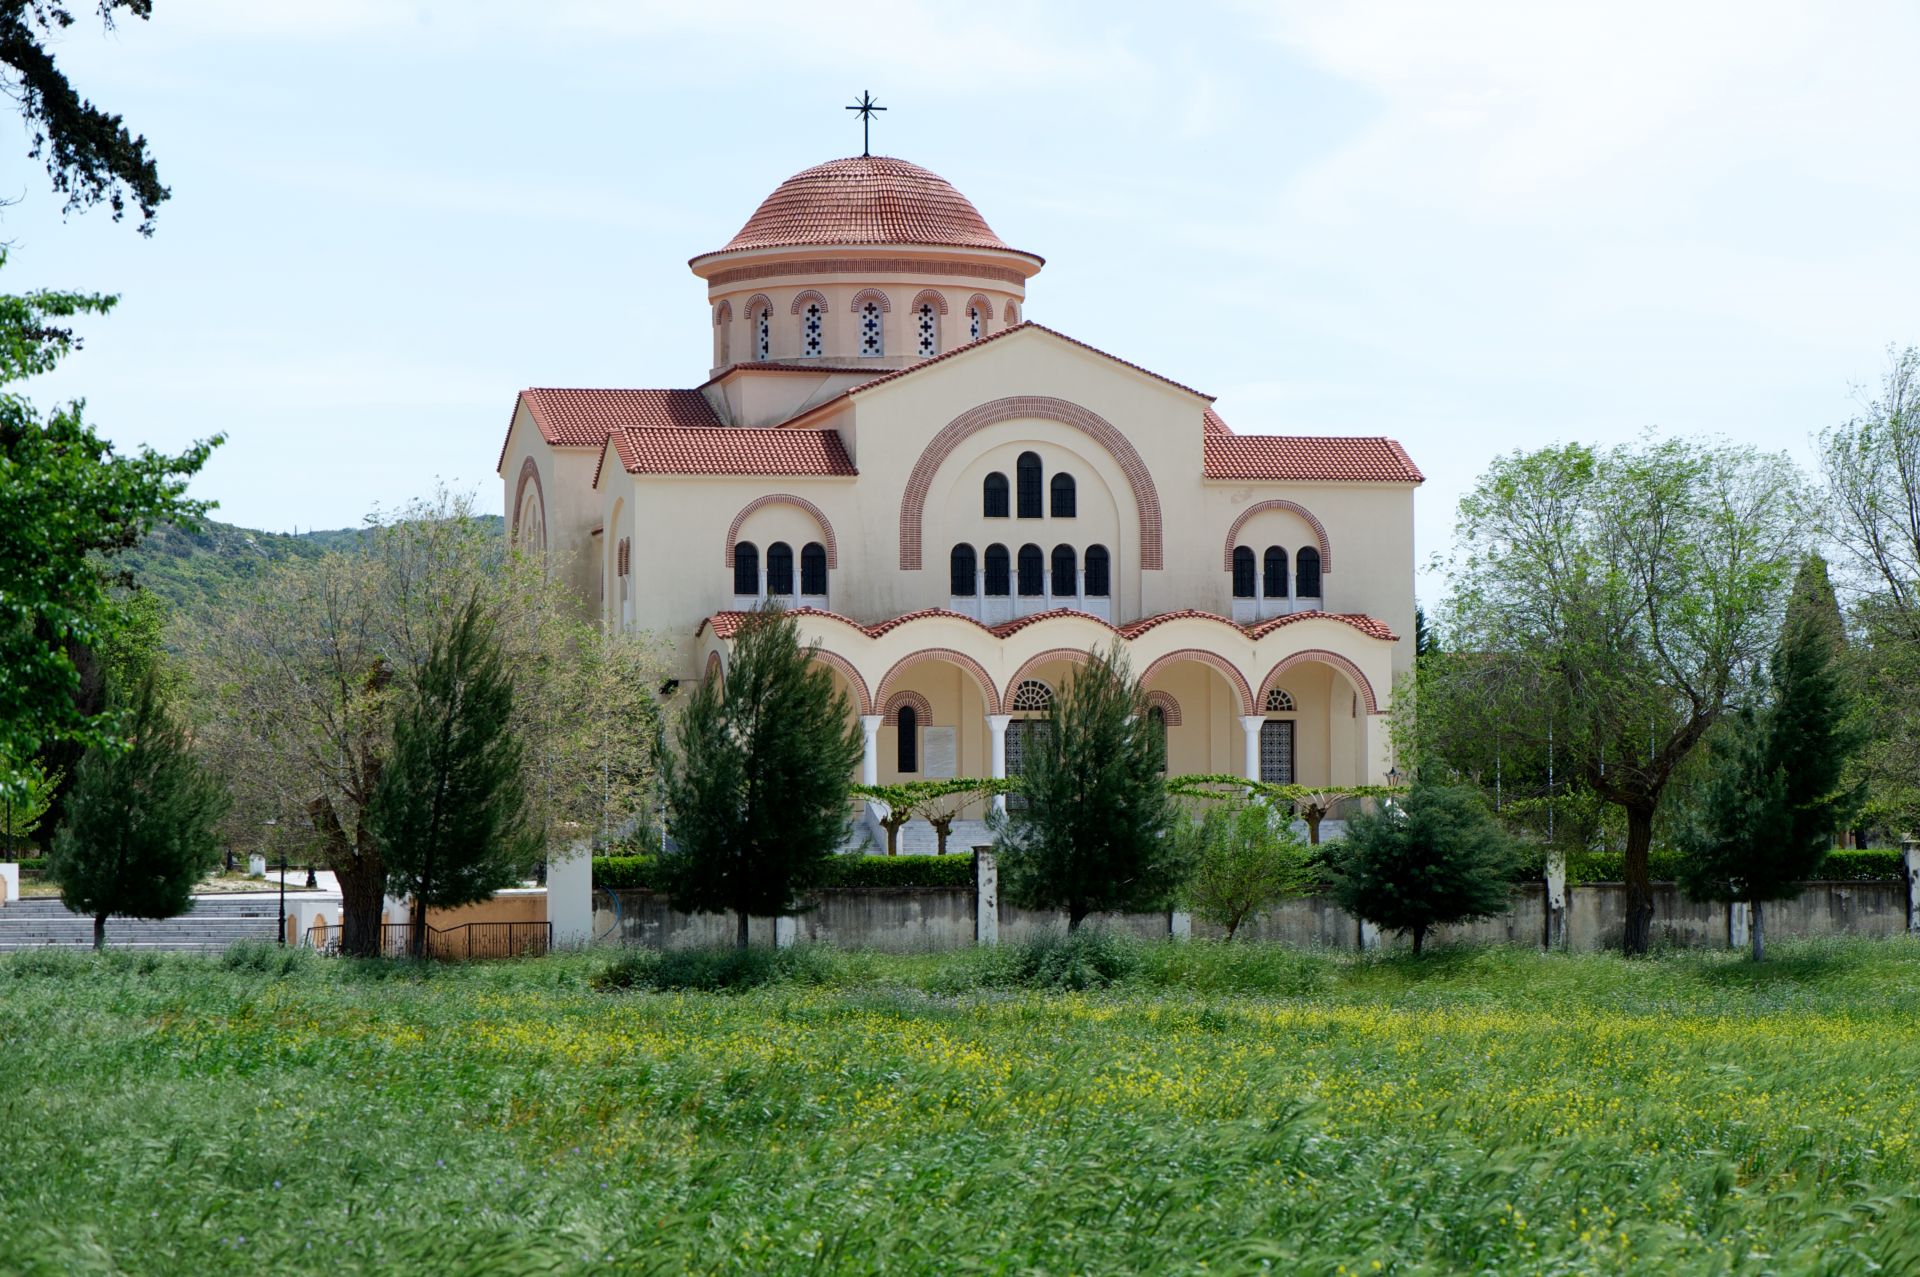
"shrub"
593,853,977,892
591,943,849,993
1007,929,1140,991
1817,848,1905,881
594,855,662,891
220,939,311,976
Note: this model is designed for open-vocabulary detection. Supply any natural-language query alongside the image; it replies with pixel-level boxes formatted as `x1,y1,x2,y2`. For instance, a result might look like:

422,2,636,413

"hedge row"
5,856,47,875
593,854,977,893
1513,847,1907,884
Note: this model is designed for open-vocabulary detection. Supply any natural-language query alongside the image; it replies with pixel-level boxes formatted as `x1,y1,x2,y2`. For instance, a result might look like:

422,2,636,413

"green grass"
3,938,1919,1274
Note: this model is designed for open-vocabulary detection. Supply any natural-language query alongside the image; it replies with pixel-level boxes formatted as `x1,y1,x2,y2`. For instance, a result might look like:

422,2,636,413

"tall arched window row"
984,544,1011,596
1050,544,1076,596
766,542,794,595
1083,545,1110,597
983,473,1010,518
1232,546,1257,598
916,303,938,356
897,705,919,773
1297,547,1323,598
860,301,884,355
949,544,976,595
1016,452,1043,519
732,542,759,595
1017,543,1045,596
1050,473,1076,518
800,542,827,596
1263,547,1288,598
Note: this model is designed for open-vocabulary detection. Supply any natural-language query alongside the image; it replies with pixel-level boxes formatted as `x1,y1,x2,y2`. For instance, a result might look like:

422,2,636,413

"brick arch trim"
704,649,723,684
724,494,839,569
1139,648,1255,716
713,299,733,326
851,288,892,313
910,289,949,316
882,689,933,727
898,395,1165,570
511,456,547,553
1259,649,1381,715
790,289,829,315
1002,298,1021,323
744,293,773,317
1144,690,1183,726
875,649,999,717
1005,647,1091,700
808,649,872,716
1222,500,1333,573
966,293,994,322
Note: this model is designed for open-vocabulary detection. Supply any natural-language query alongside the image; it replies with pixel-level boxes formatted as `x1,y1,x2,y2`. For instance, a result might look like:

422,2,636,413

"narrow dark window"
897,705,918,773
984,544,1011,596
1148,705,1167,774
949,544,977,595
1263,546,1288,598
1050,473,1076,518
800,542,827,596
733,542,759,595
1016,451,1043,519
1083,545,1110,597
1296,546,1322,598
1050,544,1076,596
766,542,794,595
1017,544,1044,596
983,473,1010,518
1232,546,1256,598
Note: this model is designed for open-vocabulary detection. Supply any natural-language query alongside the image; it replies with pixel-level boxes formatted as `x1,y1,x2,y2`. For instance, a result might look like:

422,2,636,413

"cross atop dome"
845,90,886,158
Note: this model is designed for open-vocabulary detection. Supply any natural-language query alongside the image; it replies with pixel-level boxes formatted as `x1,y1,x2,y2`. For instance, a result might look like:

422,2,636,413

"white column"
548,839,593,949
859,714,882,786
1239,716,1264,782
975,849,999,946
987,713,1011,813
1544,849,1567,951
1906,840,1919,935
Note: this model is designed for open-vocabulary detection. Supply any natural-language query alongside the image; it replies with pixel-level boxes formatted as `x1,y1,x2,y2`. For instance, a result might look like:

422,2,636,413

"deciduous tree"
1180,800,1316,940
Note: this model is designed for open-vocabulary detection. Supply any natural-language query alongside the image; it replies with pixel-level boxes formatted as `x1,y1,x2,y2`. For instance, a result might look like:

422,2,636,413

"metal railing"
372,921,553,960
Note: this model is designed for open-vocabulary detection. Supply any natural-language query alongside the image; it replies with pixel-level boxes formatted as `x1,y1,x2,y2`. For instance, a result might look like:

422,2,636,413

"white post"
987,713,1011,814
1729,900,1751,950
1358,919,1381,950
1169,909,1192,940
1544,849,1567,950
975,849,999,946
0,861,16,905
775,916,798,949
859,714,882,787
1906,840,1920,935
1239,716,1264,782
548,840,593,948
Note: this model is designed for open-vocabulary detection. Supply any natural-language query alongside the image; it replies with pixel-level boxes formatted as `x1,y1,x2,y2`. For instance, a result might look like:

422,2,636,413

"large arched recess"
723,493,839,569
1258,649,1382,715
898,395,1165,571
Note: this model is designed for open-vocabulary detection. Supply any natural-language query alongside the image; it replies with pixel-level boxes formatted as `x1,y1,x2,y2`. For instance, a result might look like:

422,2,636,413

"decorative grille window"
1263,547,1288,598
1016,452,1043,519
1010,680,1054,712
1083,545,1110,597
917,303,937,356
756,307,770,360
766,542,794,595
799,542,827,596
860,301,883,356
731,542,758,594
803,303,823,357
1005,718,1051,809
969,306,982,340
1259,719,1295,784
1265,687,1296,713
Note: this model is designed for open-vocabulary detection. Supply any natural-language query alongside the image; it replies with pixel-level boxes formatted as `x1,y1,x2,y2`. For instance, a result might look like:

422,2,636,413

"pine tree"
660,606,864,948
1327,782,1519,955
368,594,541,958
1680,556,1862,960
49,672,227,949
996,646,1185,930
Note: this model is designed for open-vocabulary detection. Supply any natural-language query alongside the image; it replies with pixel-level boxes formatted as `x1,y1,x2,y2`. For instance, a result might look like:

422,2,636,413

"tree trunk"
736,909,749,950
336,857,387,958
1621,802,1657,956
1751,899,1765,963
410,893,429,960
93,912,106,951
1412,923,1425,956
1306,811,1323,845
1225,915,1241,942
1068,902,1087,932
932,819,951,856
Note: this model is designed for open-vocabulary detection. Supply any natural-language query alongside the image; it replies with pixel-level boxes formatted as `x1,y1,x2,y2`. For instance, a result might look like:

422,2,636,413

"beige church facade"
497,154,1422,844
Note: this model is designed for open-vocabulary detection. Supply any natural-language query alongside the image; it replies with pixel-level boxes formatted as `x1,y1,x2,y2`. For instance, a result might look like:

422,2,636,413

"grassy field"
2,939,1918,1275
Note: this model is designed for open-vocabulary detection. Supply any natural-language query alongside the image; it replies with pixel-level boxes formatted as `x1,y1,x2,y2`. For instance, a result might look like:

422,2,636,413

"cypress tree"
660,606,864,948
1327,781,1519,955
49,672,227,949
1681,556,1862,960
995,645,1185,930
369,594,541,958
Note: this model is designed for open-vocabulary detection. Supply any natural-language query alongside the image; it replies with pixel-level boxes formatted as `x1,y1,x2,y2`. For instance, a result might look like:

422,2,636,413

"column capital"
1238,715,1265,734
986,713,1012,732
859,713,883,737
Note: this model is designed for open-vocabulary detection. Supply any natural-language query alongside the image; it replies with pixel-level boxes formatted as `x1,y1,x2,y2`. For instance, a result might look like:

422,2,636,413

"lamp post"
277,850,287,947
1386,765,1402,788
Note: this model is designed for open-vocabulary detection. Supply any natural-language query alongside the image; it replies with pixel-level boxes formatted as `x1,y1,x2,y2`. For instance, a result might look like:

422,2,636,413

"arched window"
802,301,824,357
1017,544,1045,596
1005,300,1021,325
1296,546,1322,598
716,305,731,365
859,300,884,356
916,302,938,356
968,304,984,341
766,542,794,595
800,542,827,596
1010,679,1054,711
897,705,919,773
1264,687,1296,713
984,544,1011,596
1147,705,1167,774
755,304,771,360
1016,451,1043,519
1083,545,1110,597
949,544,976,595
1232,546,1256,598
1050,473,1076,518
1051,544,1076,596
732,542,759,595
1263,546,1288,598
983,472,1010,518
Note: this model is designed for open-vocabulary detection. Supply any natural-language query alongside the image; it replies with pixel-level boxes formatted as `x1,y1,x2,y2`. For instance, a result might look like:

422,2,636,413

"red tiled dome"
702,156,1035,260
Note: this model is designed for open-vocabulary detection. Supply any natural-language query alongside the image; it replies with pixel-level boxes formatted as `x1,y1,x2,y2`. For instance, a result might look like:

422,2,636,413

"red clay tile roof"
1204,434,1424,484
601,427,856,484
698,156,1038,263
1203,407,1233,436
498,387,719,471
1246,612,1398,642
698,606,1396,645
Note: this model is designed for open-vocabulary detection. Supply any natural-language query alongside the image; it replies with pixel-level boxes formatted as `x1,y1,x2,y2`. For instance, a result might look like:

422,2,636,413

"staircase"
0,897,283,953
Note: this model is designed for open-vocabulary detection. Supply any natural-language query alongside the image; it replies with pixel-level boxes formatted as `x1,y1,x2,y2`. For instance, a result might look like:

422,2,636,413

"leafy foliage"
850,778,1012,854
1327,782,1522,954
0,753,58,850
995,646,1185,929
659,607,864,946
47,672,227,946
595,853,977,892
1178,800,1318,939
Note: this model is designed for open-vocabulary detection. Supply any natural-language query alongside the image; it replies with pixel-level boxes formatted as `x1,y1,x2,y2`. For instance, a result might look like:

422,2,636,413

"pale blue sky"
12,1,1920,601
